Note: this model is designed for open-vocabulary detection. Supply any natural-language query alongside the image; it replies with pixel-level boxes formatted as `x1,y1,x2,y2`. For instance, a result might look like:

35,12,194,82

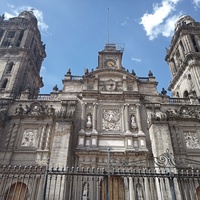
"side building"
0,11,200,199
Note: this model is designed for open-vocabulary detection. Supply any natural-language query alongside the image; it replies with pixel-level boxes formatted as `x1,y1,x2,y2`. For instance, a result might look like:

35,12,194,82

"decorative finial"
161,88,167,95
67,68,71,75
85,68,89,75
132,69,136,76
148,70,153,77
53,84,58,92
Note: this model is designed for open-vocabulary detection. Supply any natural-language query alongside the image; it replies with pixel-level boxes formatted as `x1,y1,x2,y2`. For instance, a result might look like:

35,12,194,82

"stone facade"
1,12,200,199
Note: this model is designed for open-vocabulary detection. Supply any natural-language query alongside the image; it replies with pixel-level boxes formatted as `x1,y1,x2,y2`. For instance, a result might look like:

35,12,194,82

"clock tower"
97,43,124,70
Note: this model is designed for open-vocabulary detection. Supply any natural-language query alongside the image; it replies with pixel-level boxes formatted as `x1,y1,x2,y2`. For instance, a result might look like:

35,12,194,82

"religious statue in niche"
21,130,37,147
136,184,144,200
130,114,137,130
86,113,92,129
102,109,120,131
184,131,200,149
82,182,89,200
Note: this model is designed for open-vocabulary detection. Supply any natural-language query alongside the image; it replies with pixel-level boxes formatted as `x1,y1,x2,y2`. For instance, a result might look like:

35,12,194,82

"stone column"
144,177,150,200
45,124,52,150
135,104,147,149
79,102,87,134
135,104,143,134
124,104,131,134
129,177,135,200
37,176,44,200
181,35,190,53
92,103,98,134
178,45,185,61
187,34,196,52
169,60,176,77
39,124,47,149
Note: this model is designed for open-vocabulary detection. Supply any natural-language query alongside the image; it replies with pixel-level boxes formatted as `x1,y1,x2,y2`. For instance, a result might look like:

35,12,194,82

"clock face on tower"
104,59,116,68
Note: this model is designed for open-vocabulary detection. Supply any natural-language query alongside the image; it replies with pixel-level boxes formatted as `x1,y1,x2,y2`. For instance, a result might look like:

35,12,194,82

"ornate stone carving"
15,103,55,116
166,106,200,119
105,79,116,91
147,110,167,126
21,129,37,147
57,101,76,118
102,109,120,131
184,132,200,149
99,79,122,91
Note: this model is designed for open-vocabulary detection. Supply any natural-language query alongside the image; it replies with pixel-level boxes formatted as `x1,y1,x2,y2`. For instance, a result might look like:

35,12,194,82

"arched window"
183,90,189,98
188,74,191,80
1,78,8,89
6,62,14,73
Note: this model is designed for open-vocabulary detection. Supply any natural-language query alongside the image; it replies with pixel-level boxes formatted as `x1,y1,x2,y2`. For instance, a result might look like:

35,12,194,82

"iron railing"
1,164,200,200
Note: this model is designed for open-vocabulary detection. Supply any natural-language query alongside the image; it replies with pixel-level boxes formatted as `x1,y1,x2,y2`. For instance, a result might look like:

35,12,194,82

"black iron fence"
1,164,200,200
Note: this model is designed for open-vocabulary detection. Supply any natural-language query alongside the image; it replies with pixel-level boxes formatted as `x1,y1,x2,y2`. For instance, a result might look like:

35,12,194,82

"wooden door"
5,182,29,200
197,186,200,200
100,176,124,200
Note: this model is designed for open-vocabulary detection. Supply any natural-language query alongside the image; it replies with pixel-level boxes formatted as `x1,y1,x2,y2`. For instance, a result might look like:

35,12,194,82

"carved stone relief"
102,109,121,131
21,129,37,147
15,103,55,116
99,79,122,91
166,106,200,119
147,109,167,126
184,131,200,149
57,101,76,118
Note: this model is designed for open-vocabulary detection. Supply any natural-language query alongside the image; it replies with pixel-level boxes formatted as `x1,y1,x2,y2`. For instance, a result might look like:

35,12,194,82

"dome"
18,10,37,22
175,15,195,31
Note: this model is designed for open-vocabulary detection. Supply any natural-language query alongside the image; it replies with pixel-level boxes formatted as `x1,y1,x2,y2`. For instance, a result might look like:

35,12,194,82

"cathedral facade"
0,11,200,199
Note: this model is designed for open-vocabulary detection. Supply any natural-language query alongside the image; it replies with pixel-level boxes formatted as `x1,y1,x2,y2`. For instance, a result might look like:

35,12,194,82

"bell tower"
165,15,200,98
0,11,46,99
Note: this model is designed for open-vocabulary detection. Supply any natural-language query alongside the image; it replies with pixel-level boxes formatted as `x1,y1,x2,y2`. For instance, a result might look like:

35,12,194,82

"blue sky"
0,0,200,95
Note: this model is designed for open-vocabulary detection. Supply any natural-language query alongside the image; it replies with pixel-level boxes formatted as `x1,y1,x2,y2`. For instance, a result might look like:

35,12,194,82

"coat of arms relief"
102,109,121,131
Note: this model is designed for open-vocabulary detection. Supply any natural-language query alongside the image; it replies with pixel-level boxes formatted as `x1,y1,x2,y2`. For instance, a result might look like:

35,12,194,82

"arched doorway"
5,182,29,200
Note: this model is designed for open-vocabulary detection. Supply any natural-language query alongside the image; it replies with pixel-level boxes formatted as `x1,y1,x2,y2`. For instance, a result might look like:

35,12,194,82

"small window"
183,90,189,98
191,34,199,52
180,40,185,52
188,74,191,80
1,78,8,89
6,62,14,73
16,30,24,47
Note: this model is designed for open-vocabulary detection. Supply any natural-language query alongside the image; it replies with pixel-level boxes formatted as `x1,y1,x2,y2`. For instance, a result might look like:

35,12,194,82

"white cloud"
193,0,200,7
162,15,180,37
131,57,142,63
140,0,181,40
121,17,129,26
4,4,48,32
